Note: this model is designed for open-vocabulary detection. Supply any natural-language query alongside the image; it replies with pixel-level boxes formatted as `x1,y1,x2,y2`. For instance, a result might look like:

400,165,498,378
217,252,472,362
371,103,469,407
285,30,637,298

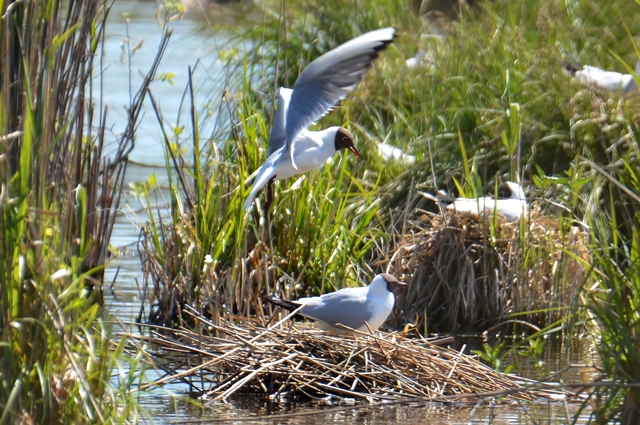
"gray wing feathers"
299,290,375,329
284,27,396,158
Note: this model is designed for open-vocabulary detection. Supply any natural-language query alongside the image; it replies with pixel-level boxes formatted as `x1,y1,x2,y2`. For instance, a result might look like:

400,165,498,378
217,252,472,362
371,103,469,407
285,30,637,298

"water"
102,0,229,321
102,2,593,423
143,398,592,424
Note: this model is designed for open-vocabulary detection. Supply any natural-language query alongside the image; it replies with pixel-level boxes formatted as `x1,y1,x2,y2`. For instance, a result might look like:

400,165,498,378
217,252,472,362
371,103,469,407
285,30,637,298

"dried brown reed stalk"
127,307,571,403
138,222,291,326
383,209,590,333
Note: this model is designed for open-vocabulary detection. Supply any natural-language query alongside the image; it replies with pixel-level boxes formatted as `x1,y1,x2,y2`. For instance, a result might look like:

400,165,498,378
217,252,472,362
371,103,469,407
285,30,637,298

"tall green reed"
0,0,168,421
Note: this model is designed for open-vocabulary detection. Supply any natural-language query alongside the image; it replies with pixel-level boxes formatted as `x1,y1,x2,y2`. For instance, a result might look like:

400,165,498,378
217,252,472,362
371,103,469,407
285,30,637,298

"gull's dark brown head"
487,182,513,199
380,273,409,293
334,128,360,157
487,182,525,200
497,182,512,199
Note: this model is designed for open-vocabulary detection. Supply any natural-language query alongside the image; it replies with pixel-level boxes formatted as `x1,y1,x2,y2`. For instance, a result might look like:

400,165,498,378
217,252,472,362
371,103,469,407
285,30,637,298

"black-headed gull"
567,60,640,96
264,273,408,335
377,141,415,164
244,27,396,210
420,181,527,221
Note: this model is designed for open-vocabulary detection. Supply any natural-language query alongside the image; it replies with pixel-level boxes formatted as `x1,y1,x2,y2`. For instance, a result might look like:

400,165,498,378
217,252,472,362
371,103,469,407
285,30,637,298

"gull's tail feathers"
263,295,306,322
243,163,276,210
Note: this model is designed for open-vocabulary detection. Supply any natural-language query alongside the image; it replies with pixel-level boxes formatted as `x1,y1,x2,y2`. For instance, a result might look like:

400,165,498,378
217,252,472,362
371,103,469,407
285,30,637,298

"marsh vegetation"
0,0,169,422
3,0,640,423
137,0,640,422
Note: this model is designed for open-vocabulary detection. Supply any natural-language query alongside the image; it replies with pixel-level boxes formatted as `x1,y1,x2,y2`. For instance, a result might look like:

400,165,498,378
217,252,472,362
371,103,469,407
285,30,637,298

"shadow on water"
103,1,593,423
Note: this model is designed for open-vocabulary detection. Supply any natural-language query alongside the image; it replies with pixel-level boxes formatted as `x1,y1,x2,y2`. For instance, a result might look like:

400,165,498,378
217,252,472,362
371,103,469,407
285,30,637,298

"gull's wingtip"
372,27,397,49
374,26,397,40
418,191,438,202
243,195,255,211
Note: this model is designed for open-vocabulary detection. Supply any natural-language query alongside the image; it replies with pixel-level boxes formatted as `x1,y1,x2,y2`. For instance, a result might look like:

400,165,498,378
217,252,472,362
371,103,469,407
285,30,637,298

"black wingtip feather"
263,295,306,321
263,295,301,312
372,30,396,54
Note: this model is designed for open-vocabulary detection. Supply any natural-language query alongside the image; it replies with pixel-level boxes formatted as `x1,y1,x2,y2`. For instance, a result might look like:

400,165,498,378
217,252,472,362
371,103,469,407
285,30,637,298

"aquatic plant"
0,0,168,421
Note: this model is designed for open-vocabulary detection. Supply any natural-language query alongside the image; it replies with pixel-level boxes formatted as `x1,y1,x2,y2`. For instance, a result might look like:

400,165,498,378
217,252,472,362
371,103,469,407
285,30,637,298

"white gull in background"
264,273,409,335
420,181,527,221
377,142,416,164
244,27,396,210
350,123,416,165
567,60,640,96
405,49,426,68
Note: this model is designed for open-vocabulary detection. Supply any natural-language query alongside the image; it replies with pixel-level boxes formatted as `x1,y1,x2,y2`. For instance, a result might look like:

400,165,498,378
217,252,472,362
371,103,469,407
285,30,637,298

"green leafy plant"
472,341,515,374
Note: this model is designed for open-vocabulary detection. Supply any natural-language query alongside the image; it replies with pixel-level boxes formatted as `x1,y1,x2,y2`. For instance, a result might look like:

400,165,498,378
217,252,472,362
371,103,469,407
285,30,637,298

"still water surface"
102,2,593,423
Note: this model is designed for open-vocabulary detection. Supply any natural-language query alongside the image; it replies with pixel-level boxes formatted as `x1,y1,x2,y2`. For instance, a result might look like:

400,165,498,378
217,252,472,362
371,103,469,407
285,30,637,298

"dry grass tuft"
138,225,271,326
127,307,578,404
383,209,590,333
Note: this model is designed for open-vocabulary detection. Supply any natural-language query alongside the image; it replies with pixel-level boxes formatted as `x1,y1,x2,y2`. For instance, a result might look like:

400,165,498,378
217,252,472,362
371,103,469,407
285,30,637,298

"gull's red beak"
349,146,361,158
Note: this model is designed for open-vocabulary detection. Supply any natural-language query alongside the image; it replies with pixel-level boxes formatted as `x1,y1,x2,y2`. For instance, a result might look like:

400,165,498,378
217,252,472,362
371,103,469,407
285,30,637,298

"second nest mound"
385,210,590,334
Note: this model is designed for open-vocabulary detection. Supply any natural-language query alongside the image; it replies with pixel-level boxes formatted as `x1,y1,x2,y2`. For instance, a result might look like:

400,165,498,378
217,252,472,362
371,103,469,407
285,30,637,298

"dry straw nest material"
130,307,571,403
384,209,590,333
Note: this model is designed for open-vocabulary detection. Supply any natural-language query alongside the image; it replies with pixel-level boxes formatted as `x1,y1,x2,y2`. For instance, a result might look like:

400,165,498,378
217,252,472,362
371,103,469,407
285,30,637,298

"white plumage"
420,181,528,221
572,61,640,96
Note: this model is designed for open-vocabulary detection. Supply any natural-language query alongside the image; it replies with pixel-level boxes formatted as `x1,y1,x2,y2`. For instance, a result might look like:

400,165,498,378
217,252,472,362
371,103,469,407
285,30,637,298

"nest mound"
131,307,570,403
385,209,590,333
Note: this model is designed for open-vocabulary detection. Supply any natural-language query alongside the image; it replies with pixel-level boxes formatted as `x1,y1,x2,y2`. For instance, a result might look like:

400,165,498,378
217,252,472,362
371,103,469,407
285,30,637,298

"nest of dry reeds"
383,209,590,333
129,307,573,403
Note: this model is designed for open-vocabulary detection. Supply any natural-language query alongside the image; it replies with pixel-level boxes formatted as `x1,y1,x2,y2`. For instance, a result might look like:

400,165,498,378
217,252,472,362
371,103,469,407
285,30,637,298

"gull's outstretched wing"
285,27,396,167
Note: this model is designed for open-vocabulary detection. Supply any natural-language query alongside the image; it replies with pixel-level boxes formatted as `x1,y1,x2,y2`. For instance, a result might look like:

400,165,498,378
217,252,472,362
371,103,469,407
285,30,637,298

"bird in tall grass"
420,181,527,221
243,27,396,211
564,59,640,96
264,273,408,335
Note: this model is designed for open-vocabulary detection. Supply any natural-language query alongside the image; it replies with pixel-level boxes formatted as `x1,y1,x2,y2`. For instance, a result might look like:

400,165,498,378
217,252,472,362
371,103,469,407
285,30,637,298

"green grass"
137,0,640,421
0,0,156,422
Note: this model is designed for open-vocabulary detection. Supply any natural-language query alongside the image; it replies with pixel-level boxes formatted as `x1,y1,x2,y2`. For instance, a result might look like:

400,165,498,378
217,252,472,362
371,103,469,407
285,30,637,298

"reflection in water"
102,2,592,423
141,395,592,424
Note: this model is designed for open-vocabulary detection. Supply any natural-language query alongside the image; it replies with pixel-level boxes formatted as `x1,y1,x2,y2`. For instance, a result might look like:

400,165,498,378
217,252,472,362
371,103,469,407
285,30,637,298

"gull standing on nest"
264,273,409,335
